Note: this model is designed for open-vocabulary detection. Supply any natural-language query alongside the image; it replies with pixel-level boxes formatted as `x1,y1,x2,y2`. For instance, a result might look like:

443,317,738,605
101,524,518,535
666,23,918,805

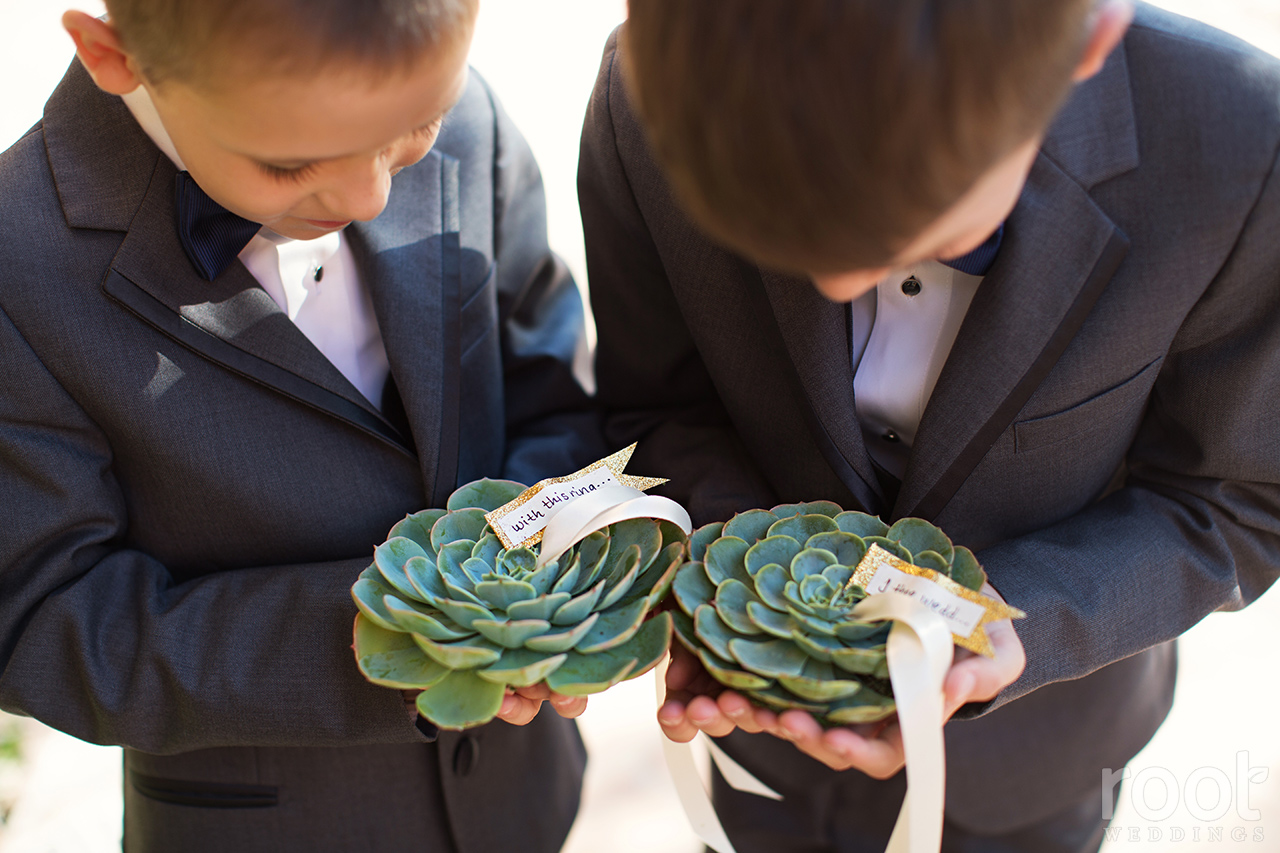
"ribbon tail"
854,596,954,853
655,659,741,853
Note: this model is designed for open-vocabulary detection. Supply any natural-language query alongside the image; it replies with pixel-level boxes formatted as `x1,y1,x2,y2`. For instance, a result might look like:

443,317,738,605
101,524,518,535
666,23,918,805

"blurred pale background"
0,1,1278,851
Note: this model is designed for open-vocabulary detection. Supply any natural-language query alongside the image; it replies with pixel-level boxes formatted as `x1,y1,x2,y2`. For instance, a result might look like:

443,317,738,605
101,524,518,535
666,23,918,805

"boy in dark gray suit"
581,0,1280,850
0,1,603,850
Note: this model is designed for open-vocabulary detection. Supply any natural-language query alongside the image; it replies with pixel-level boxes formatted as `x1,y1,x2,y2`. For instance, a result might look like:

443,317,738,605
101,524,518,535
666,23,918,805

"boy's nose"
315,162,393,223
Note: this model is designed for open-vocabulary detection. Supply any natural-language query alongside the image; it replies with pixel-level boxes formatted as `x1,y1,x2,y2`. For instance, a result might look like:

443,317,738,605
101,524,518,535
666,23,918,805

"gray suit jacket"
0,60,602,852
580,6,1280,834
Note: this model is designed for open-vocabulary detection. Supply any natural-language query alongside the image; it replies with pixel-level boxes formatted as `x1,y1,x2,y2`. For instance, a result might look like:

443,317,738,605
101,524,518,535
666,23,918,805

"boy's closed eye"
253,115,449,183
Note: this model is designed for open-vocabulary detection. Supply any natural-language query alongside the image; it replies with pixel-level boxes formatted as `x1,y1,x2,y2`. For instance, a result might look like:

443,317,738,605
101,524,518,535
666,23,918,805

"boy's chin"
269,218,354,240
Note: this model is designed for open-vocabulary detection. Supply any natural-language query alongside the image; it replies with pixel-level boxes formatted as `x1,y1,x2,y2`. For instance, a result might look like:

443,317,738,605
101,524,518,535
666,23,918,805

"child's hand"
497,684,588,725
401,685,588,727
657,583,1025,777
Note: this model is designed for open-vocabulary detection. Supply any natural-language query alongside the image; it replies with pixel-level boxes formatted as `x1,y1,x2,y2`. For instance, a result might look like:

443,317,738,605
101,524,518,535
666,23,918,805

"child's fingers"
686,694,737,737
717,690,767,734
549,692,588,719
496,691,541,726
658,698,701,743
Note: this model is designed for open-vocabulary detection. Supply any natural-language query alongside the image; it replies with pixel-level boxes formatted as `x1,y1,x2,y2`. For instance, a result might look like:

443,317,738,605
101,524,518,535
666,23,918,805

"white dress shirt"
121,86,391,409
852,261,983,479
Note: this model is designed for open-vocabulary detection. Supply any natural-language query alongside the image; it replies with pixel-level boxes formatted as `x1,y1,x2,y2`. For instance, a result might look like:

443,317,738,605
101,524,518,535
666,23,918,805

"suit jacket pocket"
129,770,278,809
1014,357,1163,454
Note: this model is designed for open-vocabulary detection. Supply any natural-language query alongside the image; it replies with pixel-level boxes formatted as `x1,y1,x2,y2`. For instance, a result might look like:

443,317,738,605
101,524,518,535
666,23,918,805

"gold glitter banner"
484,444,667,550
851,544,1025,657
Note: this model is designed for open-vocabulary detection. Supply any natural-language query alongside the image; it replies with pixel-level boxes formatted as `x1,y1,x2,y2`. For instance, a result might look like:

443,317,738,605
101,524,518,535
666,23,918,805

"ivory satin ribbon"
661,595,954,853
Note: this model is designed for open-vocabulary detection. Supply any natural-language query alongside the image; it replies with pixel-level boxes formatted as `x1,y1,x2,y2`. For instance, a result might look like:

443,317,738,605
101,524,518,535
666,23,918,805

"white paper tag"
489,466,619,548
863,564,987,639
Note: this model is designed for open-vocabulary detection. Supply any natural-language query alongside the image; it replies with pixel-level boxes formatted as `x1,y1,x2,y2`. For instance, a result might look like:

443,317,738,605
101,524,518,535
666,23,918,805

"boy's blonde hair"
105,0,478,87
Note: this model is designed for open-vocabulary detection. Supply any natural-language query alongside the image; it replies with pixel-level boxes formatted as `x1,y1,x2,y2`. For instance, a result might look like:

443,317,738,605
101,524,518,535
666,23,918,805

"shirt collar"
120,84,187,172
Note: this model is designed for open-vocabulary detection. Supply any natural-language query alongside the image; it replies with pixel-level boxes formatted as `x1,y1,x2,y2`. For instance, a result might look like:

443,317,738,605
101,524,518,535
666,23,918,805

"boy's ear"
62,10,145,95
1073,0,1135,82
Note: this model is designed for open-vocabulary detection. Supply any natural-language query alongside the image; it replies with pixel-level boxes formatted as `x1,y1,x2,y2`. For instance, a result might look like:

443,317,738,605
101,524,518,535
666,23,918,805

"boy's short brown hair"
105,0,478,87
623,0,1095,274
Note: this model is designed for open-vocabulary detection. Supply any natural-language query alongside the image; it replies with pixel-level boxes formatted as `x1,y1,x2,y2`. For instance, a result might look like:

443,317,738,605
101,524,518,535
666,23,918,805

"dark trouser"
711,762,1116,853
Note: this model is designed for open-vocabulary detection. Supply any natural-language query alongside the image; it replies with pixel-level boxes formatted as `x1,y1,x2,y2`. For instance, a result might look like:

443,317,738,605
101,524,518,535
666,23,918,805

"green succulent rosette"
671,501,986,725
351,478,683,729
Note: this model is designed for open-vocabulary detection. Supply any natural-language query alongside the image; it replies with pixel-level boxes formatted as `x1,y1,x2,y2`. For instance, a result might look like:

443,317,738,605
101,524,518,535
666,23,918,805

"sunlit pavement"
1,2,1278,851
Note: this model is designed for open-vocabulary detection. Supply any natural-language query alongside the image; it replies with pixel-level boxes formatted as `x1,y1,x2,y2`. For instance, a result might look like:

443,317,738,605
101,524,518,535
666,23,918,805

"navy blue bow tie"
173,171,262,281
939,224,1004,277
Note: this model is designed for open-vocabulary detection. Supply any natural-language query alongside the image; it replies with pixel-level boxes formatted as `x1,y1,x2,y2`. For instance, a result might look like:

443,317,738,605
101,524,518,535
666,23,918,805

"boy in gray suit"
0,1,602,850
581,0,1280,850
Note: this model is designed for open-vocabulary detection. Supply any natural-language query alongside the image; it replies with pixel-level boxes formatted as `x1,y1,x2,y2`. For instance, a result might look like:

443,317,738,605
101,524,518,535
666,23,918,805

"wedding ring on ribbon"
659,594,954,853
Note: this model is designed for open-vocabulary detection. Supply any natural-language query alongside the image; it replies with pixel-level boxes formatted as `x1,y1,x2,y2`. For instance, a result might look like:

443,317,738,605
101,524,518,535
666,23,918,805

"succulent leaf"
552,579,607,626
575,597,650,654
703,536,752,586
778,660,863,702
745,601,795,639
745,535,803,577
834,511,890,538
825,685,896,724
470,534,504,567
432,597,495,630
352,576,403,632
804,531,868,567
506,591,572,622
722,509,781,545
747,685,827,714
389,510,447,557
471,618,553,649
544,650,637,696
673,562,717,617
728,637,809,679
473,577,538,611
950,546,986,591
431,508,490,552
375,537,430,599
767,513,838,542
863,536,913,562
598,545,644,610
714,579,765,635
446,478,527,512
688,522,725,562
791,548,838,581
477,648,568,688
406,555,448,603
693,604,738,660
412,633,503,669
911,550,951,574
602,611,672,678
353,614,450,690
416,670,506,729
523,612,600,652
886,518,953,563
752,564,791,611
384,595,474,641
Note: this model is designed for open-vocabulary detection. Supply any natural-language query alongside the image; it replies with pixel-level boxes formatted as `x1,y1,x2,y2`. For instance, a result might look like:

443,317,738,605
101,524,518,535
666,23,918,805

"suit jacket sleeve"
483,79,608,484
0,297,427,753
973,143,1280,713
579,33,778,522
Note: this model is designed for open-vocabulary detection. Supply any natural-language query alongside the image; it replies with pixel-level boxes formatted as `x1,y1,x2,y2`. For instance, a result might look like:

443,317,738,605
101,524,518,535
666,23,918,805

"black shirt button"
900,276,921,296
882,430,900,443
313,265,324,282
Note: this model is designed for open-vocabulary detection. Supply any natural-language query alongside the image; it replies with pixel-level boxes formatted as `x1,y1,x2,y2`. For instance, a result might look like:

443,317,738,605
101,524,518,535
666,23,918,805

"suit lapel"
350,152,461,507
759,271,884,513
100,153,412,453
896,155,1128,520
895,46,1140,521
